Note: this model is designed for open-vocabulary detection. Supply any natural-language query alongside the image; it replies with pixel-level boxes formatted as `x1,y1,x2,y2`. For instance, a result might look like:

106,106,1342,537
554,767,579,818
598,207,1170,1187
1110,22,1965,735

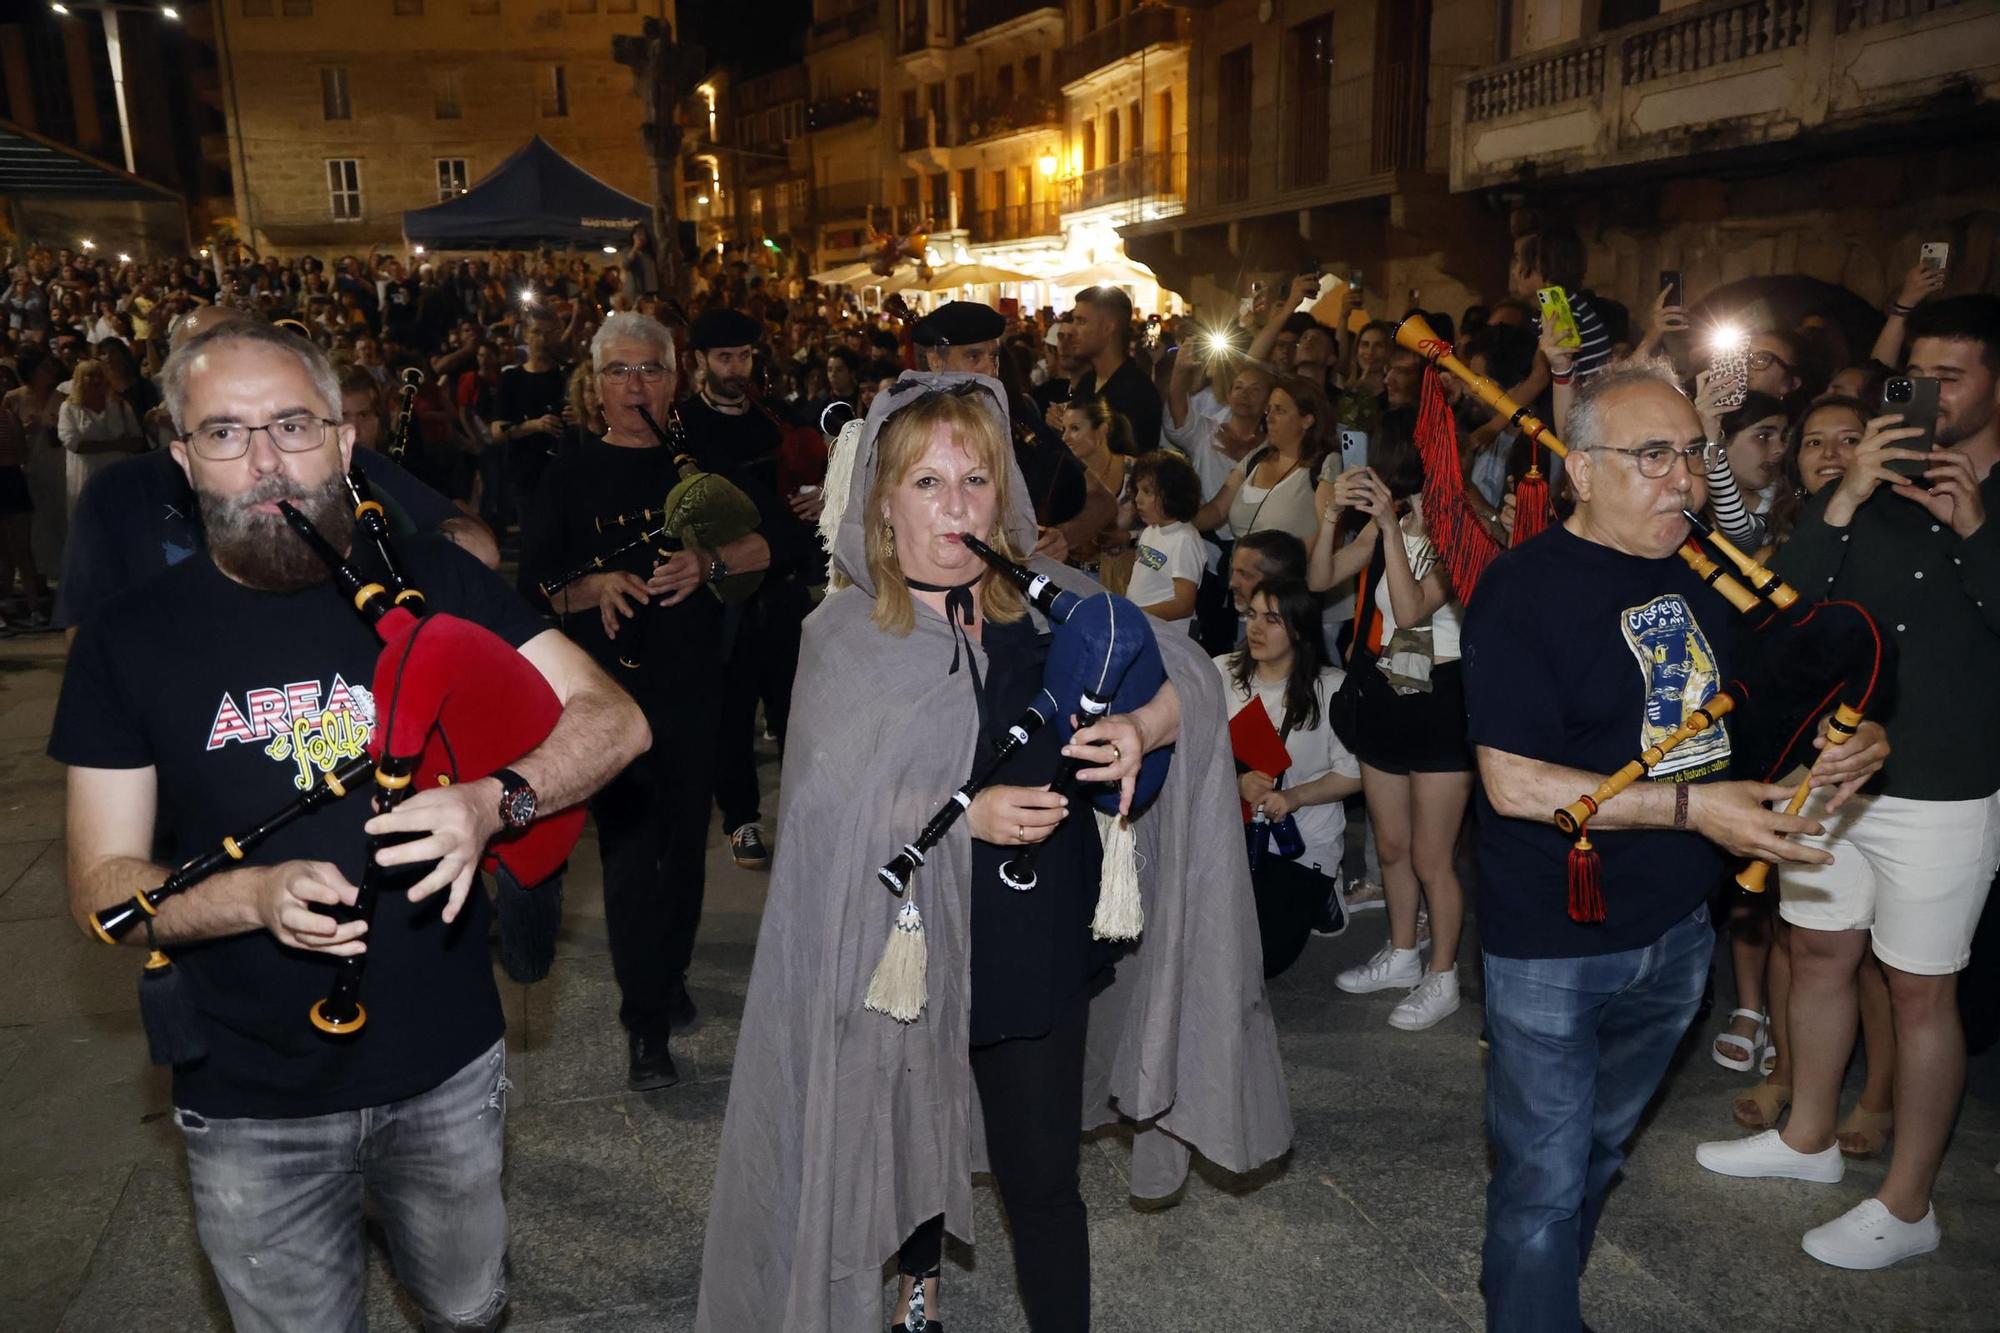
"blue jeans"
1481,904,1712,1333
175,1039,511,1333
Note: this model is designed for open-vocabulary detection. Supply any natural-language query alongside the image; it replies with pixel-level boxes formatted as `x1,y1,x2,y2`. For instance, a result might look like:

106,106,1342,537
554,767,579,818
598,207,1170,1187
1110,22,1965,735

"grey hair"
591,312,674,372
159,319,344,435
1562,355,1687,453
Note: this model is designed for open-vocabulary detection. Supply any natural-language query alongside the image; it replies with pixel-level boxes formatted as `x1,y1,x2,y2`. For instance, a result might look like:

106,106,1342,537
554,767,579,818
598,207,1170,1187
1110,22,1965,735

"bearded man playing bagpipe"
49,320,647,1333
1459,361,1889,1333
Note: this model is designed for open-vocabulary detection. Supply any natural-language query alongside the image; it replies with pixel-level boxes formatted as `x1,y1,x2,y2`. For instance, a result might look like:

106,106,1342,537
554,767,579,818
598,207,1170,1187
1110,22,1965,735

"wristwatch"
493,768,538,830
707,554,731,585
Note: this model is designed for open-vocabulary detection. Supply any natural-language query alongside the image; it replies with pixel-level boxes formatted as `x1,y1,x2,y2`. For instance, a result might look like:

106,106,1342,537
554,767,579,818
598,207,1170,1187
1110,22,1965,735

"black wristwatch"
493,768,538,830
707,554,731,585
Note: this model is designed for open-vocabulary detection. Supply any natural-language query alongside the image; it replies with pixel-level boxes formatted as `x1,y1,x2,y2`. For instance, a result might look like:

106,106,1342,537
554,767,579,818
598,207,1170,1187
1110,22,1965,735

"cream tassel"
818,417,866,592
1091,809,1144,941
864,898,928,1022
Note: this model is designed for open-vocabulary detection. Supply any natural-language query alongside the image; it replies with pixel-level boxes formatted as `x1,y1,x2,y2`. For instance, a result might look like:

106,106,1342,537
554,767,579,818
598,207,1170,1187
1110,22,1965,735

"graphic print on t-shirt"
206,674,376,791
1620,594,1730,779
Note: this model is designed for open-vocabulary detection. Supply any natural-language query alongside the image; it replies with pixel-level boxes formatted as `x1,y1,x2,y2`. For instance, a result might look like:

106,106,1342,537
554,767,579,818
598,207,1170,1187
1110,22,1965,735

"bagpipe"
535,402,764,671
1394,313,1891,922
386,365,423,460
864,535,1171,1022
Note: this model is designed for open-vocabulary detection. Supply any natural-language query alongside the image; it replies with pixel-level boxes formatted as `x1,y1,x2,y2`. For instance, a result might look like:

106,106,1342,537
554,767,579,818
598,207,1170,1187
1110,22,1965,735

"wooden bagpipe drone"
1394,313,1891,922
96,465,585,1063
862,534,1173,1021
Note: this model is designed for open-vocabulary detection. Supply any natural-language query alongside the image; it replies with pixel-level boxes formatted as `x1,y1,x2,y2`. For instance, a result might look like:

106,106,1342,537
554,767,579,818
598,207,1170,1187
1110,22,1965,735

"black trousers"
714,578,809,833
1193,537,1238,658
590,692,719,1038
899,995,1092,1331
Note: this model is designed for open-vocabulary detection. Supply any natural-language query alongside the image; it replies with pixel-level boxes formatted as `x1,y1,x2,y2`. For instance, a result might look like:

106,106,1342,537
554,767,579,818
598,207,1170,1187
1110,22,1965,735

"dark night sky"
680,0,813,79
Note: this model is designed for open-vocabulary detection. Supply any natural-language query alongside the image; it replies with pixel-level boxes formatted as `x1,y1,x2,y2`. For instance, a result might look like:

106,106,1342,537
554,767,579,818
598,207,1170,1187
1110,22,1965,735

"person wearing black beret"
915,301,1116,569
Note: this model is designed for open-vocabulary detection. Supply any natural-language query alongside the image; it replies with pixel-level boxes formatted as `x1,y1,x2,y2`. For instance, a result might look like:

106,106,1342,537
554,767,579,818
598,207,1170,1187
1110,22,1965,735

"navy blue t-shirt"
49,536,545,1118
1462,524,1736,959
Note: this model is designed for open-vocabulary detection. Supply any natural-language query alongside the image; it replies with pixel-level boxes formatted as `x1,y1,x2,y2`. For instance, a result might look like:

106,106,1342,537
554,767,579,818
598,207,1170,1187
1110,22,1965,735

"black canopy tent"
401,136,652,252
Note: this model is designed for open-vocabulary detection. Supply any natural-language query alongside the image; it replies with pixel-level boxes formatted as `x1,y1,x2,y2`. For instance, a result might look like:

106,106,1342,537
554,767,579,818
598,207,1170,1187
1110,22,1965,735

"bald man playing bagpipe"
48,320,648,1333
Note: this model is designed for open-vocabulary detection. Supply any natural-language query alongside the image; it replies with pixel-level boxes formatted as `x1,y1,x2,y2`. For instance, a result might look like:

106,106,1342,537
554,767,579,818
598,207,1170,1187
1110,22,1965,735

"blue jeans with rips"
174,1039,510,1333
1480,904,1712,1333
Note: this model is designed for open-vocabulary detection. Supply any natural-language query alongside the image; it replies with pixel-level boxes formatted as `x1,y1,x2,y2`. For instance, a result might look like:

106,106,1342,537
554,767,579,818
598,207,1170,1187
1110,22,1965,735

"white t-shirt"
1213,657,1361,880
1128,521,1205,635
1375,516,1463,661
1165,388,1245,546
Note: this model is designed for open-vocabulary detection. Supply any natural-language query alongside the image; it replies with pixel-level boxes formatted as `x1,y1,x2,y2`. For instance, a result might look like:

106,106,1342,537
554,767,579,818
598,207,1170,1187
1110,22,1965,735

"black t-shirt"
1072,357,1163,456
1012,393,1089,529
1462,524,1737,959
53,447,463,631
678,395,817,578
969,616,1114,1045
496,365,569,450
517,433,725,692
48,538,545,1118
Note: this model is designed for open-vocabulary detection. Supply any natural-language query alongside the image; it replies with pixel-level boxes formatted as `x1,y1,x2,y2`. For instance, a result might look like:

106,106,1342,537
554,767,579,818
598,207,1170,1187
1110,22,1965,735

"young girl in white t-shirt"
1126,451,1207,634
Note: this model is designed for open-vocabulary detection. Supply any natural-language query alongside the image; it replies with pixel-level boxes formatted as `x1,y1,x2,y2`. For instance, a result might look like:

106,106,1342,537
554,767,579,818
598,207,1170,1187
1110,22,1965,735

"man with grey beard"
48,320,648,1332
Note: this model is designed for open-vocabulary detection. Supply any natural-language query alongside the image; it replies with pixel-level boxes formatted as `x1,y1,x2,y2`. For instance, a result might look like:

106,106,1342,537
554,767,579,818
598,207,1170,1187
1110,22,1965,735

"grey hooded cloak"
694,371,1291,1331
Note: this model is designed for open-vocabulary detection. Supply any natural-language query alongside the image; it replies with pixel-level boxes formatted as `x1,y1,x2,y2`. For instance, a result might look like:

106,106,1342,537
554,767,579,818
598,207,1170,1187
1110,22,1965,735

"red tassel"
1567,834,1605,924
1415,366,1501,602
1512,455,1550,547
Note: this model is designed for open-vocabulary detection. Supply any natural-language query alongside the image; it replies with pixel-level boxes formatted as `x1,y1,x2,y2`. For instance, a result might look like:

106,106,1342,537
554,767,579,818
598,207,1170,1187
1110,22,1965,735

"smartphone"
1348,271,1363,297
1879,376,1940,484
1537,285,1582,350
1659,269,1684,308
1920,242,1949,272
1708,331,1749,411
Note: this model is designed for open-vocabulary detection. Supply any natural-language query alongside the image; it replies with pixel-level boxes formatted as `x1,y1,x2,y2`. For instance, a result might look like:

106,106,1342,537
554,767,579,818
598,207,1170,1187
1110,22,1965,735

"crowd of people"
11,215,1998,1332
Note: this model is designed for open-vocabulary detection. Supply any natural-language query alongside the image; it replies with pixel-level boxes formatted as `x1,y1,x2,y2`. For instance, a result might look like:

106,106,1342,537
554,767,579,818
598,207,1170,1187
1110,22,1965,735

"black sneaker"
668,984,699,1034
627,1032,679,1091
1310,875,1348,937
730,822,771,869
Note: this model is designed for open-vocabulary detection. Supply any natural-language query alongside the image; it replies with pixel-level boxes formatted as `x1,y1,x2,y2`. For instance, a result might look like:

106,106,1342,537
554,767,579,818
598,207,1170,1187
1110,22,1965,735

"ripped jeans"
175,1040,511,1333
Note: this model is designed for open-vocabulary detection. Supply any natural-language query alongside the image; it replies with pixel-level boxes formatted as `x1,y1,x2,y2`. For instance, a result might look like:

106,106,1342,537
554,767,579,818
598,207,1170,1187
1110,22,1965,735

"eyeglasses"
1747,350,1792,373
1582,441,1722,479
600,361,669,384
184,415,337,461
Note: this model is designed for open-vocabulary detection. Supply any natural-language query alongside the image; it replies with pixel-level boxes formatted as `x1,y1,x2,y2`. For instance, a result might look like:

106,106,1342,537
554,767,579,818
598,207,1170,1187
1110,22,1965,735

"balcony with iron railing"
1452,0,1995,191
960,0,1061,40
961,91,1063,143
1056,4,1189,86
807,88,880,133
1061,139,1188,220
969,200,1062,243
808,2,882,52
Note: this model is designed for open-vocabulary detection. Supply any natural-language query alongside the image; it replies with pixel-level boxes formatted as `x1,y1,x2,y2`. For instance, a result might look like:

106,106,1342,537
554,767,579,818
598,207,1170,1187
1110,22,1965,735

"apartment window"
1216,45,1252,203
321,68,351,121
241,0,273,14
436,158,469,201
1286,15,1333,188
434,69,463,119
1107,109,1120,164
394,0,423,13
996,65,1015,100
327,159,362,221
1080,118,1095,173
541,66,569,118
1023,54,1040,88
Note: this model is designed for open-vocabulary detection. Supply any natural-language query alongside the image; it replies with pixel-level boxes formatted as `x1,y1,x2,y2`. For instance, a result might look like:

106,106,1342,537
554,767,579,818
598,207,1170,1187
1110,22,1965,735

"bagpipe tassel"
138,925,208,1067
1415,366,1501,601
1512,455,1551,546
1091,809,1145,942
1566,833,1606,925
864,898,929,1023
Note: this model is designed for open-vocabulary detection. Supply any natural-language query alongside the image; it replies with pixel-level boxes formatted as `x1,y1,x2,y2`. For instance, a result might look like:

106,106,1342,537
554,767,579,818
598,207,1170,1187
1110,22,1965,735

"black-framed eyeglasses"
1581,441,1722,479
183,415,337,461
1747,350,1792,374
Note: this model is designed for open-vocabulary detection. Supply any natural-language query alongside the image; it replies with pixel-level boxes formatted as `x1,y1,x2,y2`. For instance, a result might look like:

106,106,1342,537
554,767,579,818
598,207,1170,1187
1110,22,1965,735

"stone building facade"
207,0,674,255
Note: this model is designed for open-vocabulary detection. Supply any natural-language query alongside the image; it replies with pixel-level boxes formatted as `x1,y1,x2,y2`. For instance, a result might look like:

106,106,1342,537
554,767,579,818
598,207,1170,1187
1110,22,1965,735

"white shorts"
1778,787,2000,975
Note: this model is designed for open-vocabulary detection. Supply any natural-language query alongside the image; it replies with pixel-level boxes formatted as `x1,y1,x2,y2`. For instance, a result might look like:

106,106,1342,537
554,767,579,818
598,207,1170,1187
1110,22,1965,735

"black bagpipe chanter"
96,467,586,1061
1394,314,1892,922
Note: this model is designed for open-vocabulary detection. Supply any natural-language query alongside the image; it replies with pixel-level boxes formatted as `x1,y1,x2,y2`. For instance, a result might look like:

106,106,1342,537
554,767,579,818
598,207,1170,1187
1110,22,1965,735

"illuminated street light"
696,194,710,206
603,245,617,254
51,3,70,14
1038,151,1058,177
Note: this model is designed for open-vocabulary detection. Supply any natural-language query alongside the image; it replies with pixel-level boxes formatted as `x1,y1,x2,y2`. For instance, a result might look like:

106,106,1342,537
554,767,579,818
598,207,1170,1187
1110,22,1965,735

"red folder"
1230,695,1294,823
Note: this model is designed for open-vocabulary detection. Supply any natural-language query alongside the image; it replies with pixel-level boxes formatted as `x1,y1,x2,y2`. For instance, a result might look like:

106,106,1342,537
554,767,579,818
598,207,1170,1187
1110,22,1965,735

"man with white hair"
49,318,647,1332
519,310,789,1092
1461,361,1888,1331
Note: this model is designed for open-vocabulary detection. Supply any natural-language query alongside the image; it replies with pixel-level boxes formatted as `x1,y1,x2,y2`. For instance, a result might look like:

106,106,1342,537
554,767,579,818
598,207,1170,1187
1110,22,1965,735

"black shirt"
48,538,544,1118
1462,525,1737,958
968,617,1115,1045
53,447,462,631
496,364,569,450
1012,391,1089,529
1071,357,1163,456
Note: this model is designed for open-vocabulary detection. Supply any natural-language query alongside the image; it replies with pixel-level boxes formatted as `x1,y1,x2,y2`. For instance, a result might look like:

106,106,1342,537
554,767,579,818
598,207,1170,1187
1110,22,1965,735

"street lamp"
1038,150,1058,178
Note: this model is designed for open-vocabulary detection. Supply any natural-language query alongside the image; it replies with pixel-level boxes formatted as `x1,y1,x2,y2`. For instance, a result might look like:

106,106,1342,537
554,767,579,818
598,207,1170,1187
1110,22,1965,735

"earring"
880,523,895,559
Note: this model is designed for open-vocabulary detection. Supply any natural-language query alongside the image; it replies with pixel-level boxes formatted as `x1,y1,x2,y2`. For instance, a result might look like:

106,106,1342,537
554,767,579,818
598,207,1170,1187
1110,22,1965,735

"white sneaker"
1695,1129,1845,1183
1802,1198,1939,1270
1336,942,1423,994
1388,968,1460,1031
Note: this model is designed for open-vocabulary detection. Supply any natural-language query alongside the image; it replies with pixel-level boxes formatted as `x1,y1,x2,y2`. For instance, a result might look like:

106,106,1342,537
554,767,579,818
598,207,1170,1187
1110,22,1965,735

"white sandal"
1712,1007,1768,1072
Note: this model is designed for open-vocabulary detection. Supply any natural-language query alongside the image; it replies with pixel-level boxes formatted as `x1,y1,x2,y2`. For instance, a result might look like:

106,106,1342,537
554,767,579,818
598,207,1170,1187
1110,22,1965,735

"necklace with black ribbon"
905,572,984,692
